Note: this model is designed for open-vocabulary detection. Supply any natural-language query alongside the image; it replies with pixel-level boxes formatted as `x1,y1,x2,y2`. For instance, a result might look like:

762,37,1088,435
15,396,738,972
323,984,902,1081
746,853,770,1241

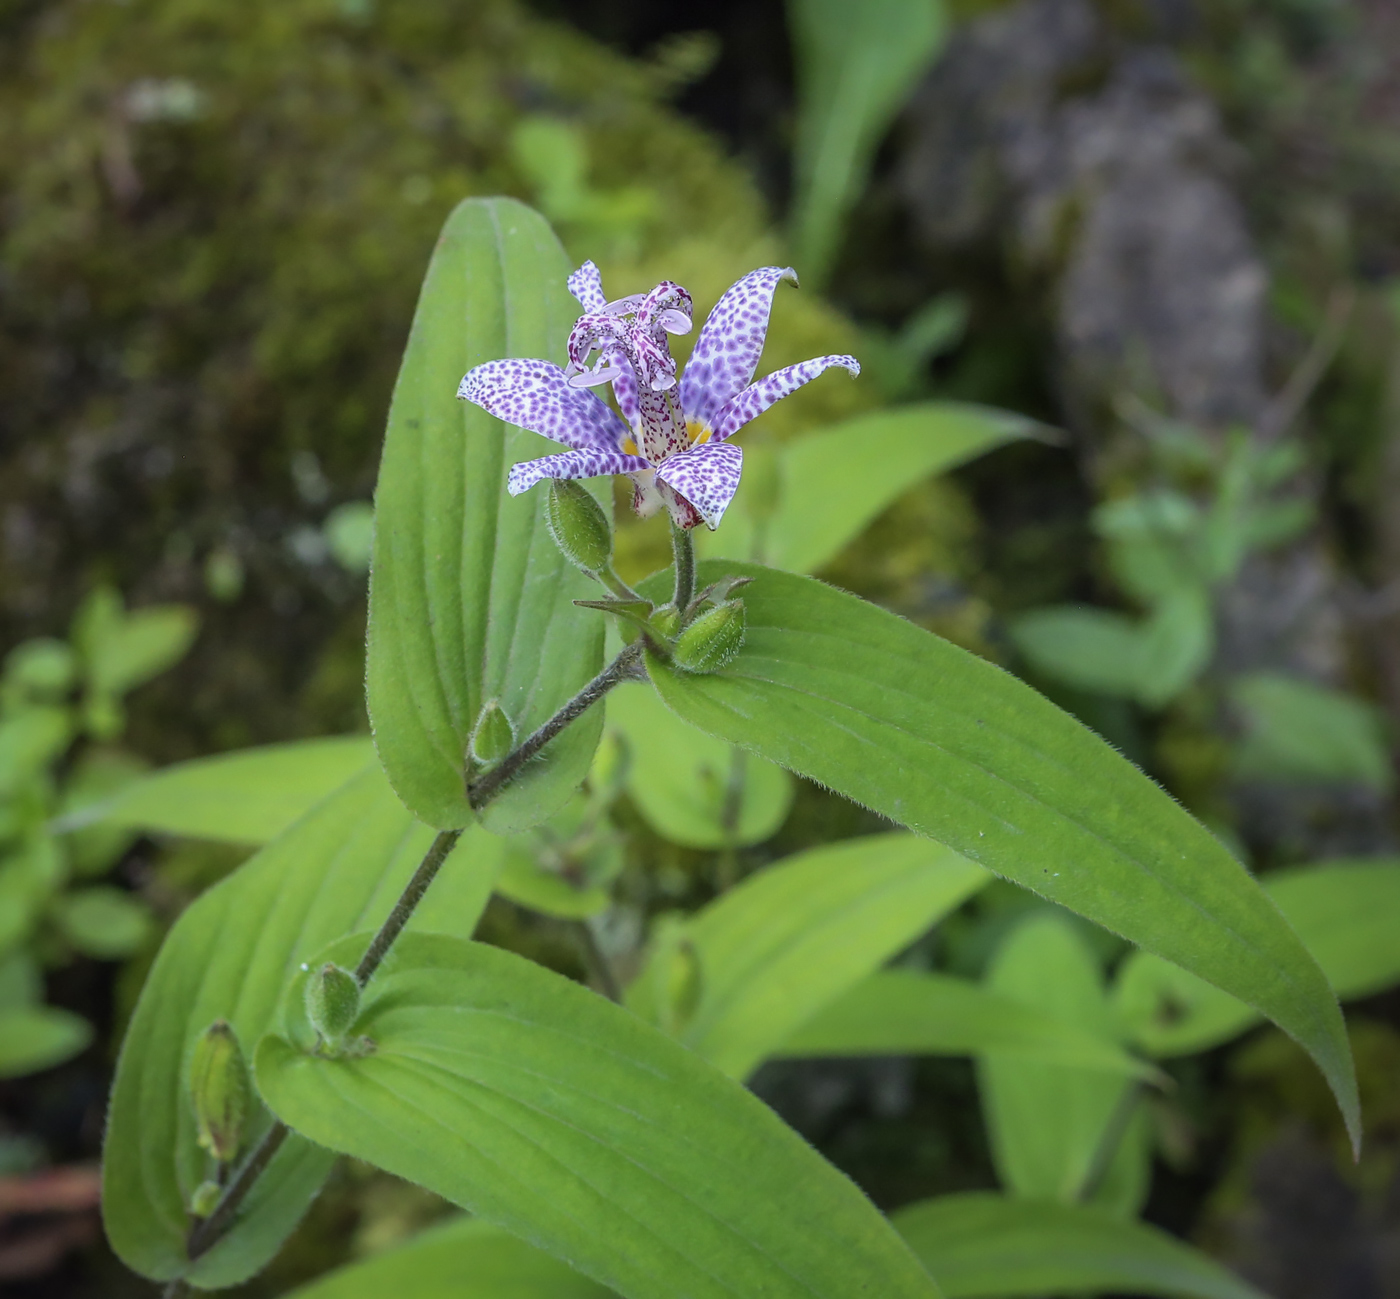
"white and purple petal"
506,447,651,496
711,354,861,443
654,441,743,530
679,266,798,429
458,358,631,453
567,261,607,313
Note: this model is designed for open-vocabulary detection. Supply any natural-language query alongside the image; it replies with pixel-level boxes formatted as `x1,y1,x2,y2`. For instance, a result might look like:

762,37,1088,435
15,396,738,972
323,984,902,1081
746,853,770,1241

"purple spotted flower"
457,261,860,530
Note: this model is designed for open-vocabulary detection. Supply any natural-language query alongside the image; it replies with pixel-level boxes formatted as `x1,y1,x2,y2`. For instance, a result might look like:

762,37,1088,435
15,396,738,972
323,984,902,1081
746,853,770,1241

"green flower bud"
190,1179,222,1218
672,600,745,674
648,604,681,639
189,1020,250,1163
543,479,612,575
470,699,515,768
305,962,361,1047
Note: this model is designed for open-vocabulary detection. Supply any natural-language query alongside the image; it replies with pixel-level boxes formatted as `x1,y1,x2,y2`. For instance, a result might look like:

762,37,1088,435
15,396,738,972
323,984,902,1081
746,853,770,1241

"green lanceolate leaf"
701,403,1027,574
630,832,986,1079
605,681,792,849
776,969,1159,1081
977,914,1150,1215
256,933,941,1299
643,561,1359,1147
1115,859,1400,1057
788,0,948,285
62,738,374,844
102,768,504,1288
367,197,607,833
283,1217,611,1299
892,1193,1265,1299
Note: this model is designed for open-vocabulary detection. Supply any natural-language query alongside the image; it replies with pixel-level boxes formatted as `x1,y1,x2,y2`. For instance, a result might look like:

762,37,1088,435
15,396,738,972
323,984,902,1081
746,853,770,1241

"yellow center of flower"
687,421,712,445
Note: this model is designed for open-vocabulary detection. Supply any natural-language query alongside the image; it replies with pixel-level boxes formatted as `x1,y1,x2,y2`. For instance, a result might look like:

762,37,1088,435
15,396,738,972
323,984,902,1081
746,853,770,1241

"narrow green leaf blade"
892,1193,1266,1299
631,832,986,1079
284,1217,611,1299
102,768,504,1288
977,915,1148,1214
367,197,606,833
61,737,375,843
643,562,1359,1146
256,933,942,1299
777,969,1159,1081
771,403,1028,574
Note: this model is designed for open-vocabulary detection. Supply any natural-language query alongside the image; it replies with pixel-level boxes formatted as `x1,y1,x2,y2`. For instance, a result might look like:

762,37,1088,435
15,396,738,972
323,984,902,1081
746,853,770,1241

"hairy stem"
186,643,644,1264
468,642,644,808
671,520,695,611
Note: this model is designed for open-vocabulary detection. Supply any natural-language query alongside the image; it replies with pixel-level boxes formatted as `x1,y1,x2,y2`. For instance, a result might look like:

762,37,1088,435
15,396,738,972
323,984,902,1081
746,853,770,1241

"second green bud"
305,962,361,1049
544,479,612,575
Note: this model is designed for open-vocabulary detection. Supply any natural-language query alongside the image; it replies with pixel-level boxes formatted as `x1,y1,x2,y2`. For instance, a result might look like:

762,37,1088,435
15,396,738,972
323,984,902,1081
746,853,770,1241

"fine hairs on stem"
671,520,695,611
182,643,645,1268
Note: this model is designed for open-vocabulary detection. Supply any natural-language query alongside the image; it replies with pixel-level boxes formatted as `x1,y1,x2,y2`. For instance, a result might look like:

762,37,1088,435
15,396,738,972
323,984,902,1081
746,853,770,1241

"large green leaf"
977,914,1149,1215
629,833,987,1079
700,403,1028,573
366,197,607,834
789,0,947,285
257,932,941,1299
284,1218,610,1299
1115,860,1400,1057
643,561,1359,1145
604,682,792,849
892,1193,1265,1299
62,738,374,843
102,767,504,1288
777,969,1159,1080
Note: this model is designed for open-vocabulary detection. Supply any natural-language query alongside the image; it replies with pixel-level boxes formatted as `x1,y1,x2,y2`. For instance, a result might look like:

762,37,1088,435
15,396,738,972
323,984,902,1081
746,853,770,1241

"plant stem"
468,642,644,809
574,919,623,1003
671,520,695,611
162,1282,190,1298
599,563,644,603
354,828,463,984
1076,1081,1143,1204
185,642,644,1265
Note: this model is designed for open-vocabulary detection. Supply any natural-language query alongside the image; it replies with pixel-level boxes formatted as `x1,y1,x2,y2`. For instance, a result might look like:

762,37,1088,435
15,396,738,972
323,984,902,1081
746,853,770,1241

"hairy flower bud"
470,699,515,768
672,600,745,674
648,604,681,639
543,479,612,575
189,1020,250,1163
305,962,361,1047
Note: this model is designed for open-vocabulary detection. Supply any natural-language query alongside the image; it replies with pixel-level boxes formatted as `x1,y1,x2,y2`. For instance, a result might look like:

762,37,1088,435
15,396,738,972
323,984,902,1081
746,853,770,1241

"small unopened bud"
190,1179,222,1218
544,479,612,575
305,962,360,1047
190,1020,249,1163
672,600,745,674
648,604,681,639
470,699,515,768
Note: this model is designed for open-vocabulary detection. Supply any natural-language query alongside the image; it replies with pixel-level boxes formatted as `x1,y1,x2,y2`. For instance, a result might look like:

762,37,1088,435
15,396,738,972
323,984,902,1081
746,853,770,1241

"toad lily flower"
457,261,859,530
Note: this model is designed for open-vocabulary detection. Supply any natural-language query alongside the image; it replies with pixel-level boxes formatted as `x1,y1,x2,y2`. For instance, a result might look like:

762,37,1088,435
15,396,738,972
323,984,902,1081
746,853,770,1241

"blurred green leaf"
57,748,149,877
777,969,1160,1081
0,1006,92,1079
366,197,606,834
0,707,72,797
0,837,62,955
1116,859,1400,1056
702,403,1027,574
1230,672,1393,791
630,833,987,1079
102,767,504,1288
283,1217,610,1299
0,950,40,1010
256,932,941,1299
978,914,1150,1214
892,1192,1265,1299
66,737,376,844
323,501,375,573
789,0,947,284
55,886,154,960
605,682,793,849
643,561,1359,1147
3,639,77,702
74,587,198,700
